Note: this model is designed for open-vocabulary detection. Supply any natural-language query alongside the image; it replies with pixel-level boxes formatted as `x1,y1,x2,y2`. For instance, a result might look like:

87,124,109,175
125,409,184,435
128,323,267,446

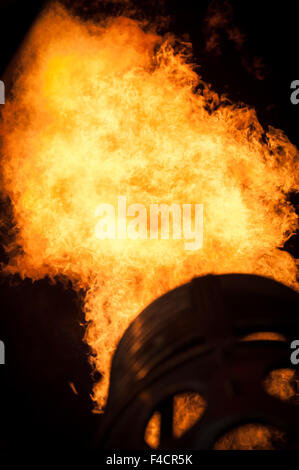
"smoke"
204,0,266,80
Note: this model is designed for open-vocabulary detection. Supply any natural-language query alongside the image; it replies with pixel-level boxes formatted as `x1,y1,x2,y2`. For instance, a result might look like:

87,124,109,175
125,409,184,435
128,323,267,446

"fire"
0,3,298,412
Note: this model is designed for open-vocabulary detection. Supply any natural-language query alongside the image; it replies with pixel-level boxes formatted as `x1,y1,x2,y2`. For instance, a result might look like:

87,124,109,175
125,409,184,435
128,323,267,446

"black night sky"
0,0,298,451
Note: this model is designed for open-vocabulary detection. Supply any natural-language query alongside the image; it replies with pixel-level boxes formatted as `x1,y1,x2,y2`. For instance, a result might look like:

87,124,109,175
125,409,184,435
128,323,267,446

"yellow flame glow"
0,3,298,411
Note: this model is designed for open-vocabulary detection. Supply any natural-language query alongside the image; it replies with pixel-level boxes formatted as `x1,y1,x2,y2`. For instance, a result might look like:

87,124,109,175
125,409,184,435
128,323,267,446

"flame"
145,392,206,448
0,3,298,412
214,423,286,450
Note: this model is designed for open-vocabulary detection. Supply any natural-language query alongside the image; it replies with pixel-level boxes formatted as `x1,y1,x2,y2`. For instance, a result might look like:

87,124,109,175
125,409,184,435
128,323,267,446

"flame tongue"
1,4,298,410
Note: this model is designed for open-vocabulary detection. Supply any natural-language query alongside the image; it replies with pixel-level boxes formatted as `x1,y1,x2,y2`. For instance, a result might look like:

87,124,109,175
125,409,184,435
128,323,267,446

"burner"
96,274,299,450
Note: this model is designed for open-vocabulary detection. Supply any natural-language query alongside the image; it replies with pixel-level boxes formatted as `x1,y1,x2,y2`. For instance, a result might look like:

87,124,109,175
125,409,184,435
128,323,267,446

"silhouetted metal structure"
97,274,299,449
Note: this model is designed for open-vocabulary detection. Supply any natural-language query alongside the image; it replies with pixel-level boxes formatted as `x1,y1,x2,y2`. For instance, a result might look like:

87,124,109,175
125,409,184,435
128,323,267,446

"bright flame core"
0,4,298,410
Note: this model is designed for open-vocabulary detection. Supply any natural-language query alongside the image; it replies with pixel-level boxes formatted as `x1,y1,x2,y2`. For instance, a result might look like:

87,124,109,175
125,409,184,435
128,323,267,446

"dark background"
0,0,298,450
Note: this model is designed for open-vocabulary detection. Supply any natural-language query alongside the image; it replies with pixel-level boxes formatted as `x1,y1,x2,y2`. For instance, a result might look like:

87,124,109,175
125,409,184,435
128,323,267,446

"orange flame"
0,3,298,411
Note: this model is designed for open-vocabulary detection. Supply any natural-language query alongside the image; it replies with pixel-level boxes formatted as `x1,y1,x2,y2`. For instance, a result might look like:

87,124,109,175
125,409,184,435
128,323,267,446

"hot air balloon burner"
97,274,299,450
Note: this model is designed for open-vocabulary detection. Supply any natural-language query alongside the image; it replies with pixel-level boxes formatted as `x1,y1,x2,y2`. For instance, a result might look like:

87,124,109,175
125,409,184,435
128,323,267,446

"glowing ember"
214,423,286,450
0,3,298,412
